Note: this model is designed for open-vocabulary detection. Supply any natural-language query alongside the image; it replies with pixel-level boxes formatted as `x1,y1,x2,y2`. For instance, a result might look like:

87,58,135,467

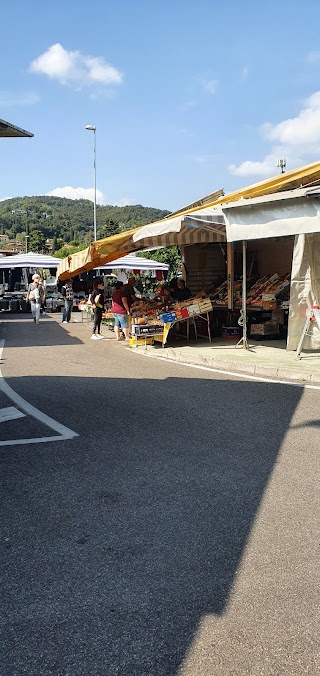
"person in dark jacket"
90,280,105,339
176,279,192,302
61,278,74,323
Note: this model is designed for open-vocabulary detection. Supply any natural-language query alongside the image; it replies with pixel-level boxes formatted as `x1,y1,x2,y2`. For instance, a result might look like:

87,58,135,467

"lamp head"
85,125,96,131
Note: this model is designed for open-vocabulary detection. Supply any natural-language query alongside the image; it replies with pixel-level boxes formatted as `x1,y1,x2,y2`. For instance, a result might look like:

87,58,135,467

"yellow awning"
57,160,320,280
174,160,320,216
57,228,140,280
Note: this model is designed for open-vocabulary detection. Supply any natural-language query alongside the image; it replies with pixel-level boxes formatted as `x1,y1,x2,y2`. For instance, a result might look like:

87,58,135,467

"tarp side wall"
287,233,320,350
224,199,320,242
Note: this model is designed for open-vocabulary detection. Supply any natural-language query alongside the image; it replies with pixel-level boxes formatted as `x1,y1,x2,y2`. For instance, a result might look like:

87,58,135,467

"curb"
148,346,320,385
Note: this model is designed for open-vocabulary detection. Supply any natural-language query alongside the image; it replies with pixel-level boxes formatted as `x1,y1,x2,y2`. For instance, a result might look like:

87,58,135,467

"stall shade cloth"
0,252,61,268
57,160,320,280
287,233,320,351
57,229,140,280
95,254,169,271
57,212,225,280
222,188,320,242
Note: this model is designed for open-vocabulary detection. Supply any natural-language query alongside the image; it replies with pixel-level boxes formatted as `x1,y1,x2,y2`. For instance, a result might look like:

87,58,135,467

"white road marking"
0,340,78,446
126,347,320,391
0,407,25,423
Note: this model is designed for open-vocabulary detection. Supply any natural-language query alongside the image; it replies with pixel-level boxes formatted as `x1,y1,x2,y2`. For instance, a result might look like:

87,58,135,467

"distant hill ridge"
0,195,170,244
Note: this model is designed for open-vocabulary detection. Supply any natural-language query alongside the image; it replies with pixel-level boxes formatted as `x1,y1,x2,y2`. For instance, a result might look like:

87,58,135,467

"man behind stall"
176,279,192,302
122,276,141,309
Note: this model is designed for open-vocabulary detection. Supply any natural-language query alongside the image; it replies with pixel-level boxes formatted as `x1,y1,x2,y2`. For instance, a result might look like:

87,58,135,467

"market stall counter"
128,296,214,348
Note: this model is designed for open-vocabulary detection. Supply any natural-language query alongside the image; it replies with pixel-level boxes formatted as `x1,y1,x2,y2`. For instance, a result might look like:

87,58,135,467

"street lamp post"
25,235,29,253
85,124,97,241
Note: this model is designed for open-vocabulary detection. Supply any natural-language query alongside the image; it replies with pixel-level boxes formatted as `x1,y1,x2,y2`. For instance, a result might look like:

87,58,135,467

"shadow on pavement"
0,373,303,675
0,313,83,348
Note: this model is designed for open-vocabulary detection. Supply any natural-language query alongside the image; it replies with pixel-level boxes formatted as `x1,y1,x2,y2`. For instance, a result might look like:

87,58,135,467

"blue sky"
2,0,320,212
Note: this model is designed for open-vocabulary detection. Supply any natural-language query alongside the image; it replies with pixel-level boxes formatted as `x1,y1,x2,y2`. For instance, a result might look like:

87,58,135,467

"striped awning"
0,252,61,268
57,160,320,280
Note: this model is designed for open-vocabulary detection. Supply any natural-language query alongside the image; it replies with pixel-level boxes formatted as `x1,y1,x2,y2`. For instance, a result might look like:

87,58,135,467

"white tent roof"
0,252,61,268
222,186,320,242
95,254,169,271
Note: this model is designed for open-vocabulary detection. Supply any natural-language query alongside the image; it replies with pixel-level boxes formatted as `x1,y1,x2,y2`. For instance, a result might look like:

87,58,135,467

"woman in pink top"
111,282,130,341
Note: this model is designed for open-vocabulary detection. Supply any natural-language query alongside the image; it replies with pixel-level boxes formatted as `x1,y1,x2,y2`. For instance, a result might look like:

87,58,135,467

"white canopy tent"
221,186,320,350
0,252,61,268
94,253,169,272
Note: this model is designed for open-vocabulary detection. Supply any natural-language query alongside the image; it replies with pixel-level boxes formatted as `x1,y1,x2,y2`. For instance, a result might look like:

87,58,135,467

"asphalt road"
0,313,319,676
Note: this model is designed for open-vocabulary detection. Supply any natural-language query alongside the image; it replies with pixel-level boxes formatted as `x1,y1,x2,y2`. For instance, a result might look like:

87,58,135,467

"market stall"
128,295,213,348
0,251,61,312
56,160,320,352
221,185,320,353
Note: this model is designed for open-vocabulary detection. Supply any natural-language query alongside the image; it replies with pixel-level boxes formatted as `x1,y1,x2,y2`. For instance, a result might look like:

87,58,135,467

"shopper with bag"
26,274,42,324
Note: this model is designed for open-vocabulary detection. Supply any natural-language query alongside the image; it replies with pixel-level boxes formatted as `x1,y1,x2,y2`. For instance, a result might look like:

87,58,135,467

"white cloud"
115,197,137,206
262,90,320,146
45,186,136,207
229,89,320,177
229,153,281,177
29,43,123,89
0,91,40,107
46,186,106,204
200,78,218,94
241,66,249,81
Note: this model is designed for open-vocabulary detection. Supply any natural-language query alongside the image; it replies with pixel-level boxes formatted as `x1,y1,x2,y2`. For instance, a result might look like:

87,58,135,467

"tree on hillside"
0,196,171,246
98,219,120,239
51,235,58,253
28,230,46,253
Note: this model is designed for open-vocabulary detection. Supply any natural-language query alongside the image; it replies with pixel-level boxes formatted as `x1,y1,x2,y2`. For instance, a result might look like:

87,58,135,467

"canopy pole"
236,240,249,350
227,242,234,310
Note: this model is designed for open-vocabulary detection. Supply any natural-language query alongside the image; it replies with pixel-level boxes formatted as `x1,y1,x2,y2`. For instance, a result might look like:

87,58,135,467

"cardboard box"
187,303,200,316
272,309,285,324
131,324,164,336
262,301,277,310
175,307,189,320
250,321,279,335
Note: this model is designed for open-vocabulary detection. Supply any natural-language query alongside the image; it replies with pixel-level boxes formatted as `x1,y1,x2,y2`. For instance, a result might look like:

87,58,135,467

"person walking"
90,280,105,340
61,278,74,323
26,273,42,324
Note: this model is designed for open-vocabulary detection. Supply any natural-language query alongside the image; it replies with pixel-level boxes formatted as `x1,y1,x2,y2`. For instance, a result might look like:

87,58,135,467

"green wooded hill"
0,196,170,245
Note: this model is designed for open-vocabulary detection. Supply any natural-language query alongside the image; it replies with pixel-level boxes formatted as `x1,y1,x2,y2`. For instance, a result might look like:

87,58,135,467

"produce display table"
130,298,213,347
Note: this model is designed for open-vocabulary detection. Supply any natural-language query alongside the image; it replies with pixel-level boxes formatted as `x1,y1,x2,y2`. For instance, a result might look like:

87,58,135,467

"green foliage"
28,229,46,253
51,235,58,253
137,246,182,277
99,220,120,239
0,196,170,246
54,244,85,259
